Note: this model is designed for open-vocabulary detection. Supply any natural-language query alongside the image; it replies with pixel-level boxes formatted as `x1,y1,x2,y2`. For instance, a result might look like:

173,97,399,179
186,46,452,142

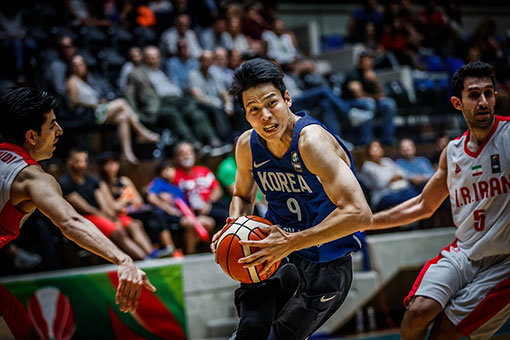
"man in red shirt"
173,141,229,232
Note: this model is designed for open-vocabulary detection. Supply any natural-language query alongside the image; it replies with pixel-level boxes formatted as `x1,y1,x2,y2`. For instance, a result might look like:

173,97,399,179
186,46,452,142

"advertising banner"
1,263,186,340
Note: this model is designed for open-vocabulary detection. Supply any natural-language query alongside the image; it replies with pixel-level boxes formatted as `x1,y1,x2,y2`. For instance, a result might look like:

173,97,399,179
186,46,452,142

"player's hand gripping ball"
216,216,281,283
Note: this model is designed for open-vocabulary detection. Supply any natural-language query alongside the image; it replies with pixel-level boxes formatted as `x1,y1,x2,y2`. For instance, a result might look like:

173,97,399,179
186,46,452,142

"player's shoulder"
237,129,253,147
298,124,340,154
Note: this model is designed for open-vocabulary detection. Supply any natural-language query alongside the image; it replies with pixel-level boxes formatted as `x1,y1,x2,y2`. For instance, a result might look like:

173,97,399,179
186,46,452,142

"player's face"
243,83,292,142
452,76,497,129
33,110,63,161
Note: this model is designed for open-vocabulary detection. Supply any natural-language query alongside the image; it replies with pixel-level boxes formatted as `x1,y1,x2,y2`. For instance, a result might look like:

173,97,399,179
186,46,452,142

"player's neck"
467,117,496,149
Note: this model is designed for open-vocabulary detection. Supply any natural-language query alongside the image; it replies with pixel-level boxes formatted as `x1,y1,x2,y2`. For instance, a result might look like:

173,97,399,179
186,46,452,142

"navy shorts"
234,252,353,340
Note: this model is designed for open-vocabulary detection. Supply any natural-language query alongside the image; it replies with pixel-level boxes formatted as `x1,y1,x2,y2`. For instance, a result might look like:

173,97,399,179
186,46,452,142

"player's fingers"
142,273,156,292
258,225,273,234
130,284,142,313
118,279,131,312
239,251,266,267
259,260,276,276
239,239,267,247
115,280,124,305
125,280,140,313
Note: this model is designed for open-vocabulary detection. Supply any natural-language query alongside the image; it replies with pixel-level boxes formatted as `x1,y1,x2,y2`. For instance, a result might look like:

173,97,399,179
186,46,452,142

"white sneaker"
348,108,374,127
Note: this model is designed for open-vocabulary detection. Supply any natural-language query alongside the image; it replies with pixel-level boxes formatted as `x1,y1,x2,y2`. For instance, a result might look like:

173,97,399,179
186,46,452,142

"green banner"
2,263,186,340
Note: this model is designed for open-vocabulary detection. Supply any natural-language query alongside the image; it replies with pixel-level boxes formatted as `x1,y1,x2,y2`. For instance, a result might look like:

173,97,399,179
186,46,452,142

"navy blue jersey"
250,111,362,263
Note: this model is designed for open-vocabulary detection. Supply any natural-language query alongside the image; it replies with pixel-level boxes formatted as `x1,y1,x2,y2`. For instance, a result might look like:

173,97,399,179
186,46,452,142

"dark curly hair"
0,87,57,145
229,58,286,110
451,61,495,99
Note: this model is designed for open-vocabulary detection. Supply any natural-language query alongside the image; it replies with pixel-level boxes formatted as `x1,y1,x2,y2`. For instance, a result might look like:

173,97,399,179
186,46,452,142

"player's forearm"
229,195,254,218
60,214,132,265
371,195,432,229
291,205,372,251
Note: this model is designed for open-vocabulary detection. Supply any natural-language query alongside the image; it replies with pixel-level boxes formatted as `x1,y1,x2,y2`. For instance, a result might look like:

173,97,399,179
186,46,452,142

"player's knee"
405,296,441,327
236,314,271,340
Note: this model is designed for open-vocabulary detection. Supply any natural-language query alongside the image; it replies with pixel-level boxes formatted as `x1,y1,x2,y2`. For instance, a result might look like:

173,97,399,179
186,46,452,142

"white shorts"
404,240,510,340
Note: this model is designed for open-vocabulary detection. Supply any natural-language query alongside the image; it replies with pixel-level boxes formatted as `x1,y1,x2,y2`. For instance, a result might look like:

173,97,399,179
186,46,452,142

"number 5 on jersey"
473,209,485,231
287,198,302,221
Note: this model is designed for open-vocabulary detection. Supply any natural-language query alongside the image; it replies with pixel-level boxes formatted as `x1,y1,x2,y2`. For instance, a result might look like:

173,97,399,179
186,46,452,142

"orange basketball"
216,215,281,284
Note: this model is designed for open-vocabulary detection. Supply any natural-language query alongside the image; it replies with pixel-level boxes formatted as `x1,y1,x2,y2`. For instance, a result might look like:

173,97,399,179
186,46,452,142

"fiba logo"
27,287,75,340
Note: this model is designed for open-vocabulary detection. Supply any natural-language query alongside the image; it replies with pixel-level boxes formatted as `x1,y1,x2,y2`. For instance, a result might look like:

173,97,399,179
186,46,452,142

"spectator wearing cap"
342,51,397,145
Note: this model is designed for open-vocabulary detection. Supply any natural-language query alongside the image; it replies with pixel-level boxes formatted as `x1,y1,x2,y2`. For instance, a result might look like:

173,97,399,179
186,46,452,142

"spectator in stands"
160,14,202,59
118,47,143,92
66,0,113,26
147,161,214,254
223,17,250,55
189,50,233,141
342,51,397,145
59,148,159,260
0,1,35,82
228,49,244,71
209,47,234,90
242,2,271,41
66,54,159,164
199,16,228,51
173,141,229,230
125,46,221,148
98,152,182,257
360,140,417,211
45,36,76,97
396,138,435,191
430,134,449,169
415,0,447,54
348,0,383,43
166,38,199,90
283,66,373,139
262,19,299,66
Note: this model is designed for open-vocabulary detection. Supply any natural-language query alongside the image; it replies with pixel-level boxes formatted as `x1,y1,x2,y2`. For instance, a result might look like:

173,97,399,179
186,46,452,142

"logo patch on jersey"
491,154,501,174
455,164,461,174
253,159,270,168
291,151,303,172
471,164,483,177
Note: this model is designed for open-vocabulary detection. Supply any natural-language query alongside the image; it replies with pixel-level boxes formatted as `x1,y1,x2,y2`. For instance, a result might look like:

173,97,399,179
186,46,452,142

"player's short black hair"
229,58,286,110
0,87,57,145
451,61,495,99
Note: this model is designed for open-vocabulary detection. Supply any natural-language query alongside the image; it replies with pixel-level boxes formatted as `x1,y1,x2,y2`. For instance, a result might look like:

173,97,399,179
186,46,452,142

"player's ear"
284,90,292,108
450,96,463,111
25,129,38,146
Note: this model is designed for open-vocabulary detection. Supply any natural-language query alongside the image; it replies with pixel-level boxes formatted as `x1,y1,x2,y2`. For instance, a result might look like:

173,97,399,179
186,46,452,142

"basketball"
216,215,281,284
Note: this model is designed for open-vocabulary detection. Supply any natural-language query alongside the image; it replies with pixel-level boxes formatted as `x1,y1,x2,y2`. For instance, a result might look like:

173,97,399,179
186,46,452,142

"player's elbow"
357,205,373,229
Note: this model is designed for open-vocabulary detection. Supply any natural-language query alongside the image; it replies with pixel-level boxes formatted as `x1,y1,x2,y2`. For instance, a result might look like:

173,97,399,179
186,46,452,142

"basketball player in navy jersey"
0,88,155,339
211,59,373,340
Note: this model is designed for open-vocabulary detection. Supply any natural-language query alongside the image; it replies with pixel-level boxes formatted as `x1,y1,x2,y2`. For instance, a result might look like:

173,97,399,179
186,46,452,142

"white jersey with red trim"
0,143,39,249
446,116,510,260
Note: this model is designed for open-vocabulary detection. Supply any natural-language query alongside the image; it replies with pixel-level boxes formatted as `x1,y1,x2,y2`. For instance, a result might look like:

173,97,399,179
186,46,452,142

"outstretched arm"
19,166,155,313
370,148,449,229
239,126,373,272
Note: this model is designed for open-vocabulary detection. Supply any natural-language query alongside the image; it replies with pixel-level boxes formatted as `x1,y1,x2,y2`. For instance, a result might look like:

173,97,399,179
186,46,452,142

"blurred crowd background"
0,0,509,279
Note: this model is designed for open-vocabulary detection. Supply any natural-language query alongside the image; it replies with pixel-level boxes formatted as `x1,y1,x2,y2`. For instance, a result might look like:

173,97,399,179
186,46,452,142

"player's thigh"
272,254,353,340
413,246,471,310
446,254,510,339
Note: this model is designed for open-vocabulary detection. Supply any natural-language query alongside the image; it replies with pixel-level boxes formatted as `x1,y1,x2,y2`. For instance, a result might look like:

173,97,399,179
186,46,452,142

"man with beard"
371,61,510,339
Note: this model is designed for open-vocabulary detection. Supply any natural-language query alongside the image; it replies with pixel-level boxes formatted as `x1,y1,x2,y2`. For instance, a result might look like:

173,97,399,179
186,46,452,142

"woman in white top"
360,140,418,211
66,54,159,164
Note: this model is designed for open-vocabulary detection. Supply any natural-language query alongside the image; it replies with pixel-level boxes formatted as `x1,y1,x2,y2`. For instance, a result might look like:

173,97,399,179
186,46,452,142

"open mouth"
475,111,491,119
263,124,279,133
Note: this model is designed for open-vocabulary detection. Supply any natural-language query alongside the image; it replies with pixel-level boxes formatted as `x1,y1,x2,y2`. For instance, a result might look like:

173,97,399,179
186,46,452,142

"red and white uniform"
447,115,510,260
0,142,40,339
0,142,39,249
405,116,510,340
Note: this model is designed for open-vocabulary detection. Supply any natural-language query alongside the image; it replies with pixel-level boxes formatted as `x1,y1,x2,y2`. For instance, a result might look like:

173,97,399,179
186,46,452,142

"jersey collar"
0,142,40,166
